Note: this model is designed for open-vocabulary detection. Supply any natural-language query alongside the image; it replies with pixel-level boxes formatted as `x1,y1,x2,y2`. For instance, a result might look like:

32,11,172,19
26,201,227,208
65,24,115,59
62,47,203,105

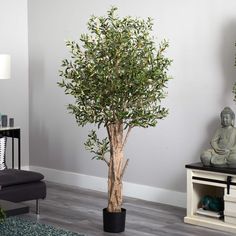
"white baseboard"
21,165,30,170
29,165,186,208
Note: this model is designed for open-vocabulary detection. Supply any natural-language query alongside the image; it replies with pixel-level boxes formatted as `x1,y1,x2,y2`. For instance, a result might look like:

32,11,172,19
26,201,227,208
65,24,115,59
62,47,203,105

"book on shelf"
196,208,223,219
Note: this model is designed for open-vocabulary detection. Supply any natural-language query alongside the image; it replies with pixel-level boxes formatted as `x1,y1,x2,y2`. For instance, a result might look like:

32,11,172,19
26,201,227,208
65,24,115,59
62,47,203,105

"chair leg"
36,199,40,215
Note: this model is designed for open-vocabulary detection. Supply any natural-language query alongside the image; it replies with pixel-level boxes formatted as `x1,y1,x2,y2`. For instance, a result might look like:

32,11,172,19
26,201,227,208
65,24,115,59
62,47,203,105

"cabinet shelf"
195,208,222,219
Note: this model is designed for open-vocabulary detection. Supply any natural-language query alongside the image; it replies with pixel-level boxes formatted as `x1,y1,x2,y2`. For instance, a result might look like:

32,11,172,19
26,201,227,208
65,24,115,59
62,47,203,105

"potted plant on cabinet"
58,7,172,233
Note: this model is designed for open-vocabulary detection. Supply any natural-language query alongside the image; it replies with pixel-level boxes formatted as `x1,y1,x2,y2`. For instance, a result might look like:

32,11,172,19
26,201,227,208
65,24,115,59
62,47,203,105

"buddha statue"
200,107,236,167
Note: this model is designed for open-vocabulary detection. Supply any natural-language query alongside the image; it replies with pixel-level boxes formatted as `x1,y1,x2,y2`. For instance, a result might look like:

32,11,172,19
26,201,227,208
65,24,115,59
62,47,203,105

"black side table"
0,127,21,170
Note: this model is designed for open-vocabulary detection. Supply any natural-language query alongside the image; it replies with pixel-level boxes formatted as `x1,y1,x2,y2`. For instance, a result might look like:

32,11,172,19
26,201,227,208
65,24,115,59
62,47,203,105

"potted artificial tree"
58,7,172,233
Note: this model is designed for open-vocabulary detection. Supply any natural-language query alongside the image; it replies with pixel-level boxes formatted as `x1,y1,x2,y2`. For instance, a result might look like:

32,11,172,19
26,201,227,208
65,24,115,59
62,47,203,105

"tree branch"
101,156,110,167
122,126,132,150
106,125,112,141
121,159,129,179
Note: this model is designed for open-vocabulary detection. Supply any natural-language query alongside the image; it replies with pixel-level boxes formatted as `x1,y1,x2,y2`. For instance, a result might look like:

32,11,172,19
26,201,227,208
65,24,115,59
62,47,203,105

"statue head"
220,107,235,127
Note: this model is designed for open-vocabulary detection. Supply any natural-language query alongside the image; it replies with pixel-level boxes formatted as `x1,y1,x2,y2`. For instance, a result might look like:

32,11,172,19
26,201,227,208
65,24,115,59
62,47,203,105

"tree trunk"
107,122,124,212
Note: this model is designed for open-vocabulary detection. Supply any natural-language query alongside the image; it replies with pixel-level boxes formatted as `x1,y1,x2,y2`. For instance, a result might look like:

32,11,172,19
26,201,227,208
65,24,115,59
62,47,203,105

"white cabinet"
184,163,236,233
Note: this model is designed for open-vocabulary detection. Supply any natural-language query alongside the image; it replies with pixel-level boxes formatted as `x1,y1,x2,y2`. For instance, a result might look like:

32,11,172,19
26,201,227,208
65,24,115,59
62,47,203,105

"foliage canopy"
58,7,172,130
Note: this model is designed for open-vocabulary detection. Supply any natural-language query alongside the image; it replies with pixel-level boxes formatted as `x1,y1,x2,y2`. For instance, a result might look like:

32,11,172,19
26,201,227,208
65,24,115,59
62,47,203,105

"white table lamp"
0,54,11,79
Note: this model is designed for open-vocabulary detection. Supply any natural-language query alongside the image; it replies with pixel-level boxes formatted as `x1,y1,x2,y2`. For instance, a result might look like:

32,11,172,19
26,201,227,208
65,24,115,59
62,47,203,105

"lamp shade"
0,54,11,79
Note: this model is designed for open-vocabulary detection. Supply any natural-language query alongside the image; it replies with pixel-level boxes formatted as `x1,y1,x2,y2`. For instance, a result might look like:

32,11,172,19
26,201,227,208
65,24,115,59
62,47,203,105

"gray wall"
28,0,236,192
0,0,29,167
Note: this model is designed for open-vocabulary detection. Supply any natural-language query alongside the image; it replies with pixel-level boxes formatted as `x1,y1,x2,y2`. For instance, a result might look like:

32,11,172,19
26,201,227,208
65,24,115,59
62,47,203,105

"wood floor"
22,182,233,236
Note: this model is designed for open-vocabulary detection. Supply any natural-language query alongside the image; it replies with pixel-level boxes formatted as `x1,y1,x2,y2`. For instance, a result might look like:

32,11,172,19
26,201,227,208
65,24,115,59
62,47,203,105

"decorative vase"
103,208,126,233
9,118,14,127
1,115,7,127
0,137,7,170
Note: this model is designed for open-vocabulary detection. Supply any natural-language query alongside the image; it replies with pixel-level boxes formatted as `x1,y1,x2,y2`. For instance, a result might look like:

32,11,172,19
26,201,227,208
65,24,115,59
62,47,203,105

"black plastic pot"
103,208,126,233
